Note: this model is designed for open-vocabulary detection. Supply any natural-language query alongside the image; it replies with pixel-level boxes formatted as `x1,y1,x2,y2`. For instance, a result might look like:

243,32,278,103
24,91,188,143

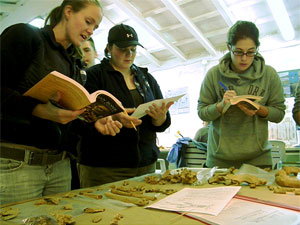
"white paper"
131,94,185,118
146,186,241,216
187,198,300,225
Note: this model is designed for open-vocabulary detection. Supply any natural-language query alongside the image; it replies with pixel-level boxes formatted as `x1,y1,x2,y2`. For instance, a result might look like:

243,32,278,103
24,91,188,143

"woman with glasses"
197,20,286,169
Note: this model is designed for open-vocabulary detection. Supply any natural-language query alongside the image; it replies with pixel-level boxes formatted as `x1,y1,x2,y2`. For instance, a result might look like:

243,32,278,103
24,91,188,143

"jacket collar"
41,25,80,60
41,26,63,49
101,58,153,101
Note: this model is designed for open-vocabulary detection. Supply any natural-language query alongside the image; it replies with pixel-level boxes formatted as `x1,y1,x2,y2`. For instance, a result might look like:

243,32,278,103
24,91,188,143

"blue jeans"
0,158,71,205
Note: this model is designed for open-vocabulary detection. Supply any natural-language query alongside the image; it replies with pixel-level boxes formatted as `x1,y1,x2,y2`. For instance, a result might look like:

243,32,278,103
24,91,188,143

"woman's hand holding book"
32,91,85,124
237,102,259,117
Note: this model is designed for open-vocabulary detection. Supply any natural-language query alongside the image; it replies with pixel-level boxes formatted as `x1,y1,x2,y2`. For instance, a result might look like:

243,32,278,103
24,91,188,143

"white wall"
261,45,300,72
151,44,300,148
152,60,218,147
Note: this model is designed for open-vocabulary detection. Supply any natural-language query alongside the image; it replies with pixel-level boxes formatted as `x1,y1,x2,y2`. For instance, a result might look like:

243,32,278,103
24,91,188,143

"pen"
124,110,137,131
218,81,228,91
130,121,137,131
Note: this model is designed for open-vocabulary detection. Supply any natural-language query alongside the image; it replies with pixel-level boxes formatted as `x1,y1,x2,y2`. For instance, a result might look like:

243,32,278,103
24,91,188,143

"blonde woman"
0,0,104,204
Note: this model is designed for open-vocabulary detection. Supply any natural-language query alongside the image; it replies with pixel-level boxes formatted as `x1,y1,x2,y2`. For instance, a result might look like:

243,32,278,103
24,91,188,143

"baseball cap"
108,24,144,48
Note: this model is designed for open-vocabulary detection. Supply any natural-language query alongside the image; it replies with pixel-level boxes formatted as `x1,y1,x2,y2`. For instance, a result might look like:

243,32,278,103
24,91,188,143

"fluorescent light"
266,0,295,41
29,17,45,28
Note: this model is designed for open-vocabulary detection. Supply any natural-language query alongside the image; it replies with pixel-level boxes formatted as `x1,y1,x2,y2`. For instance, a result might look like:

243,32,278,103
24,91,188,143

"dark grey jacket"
78,58,171,168
0,23,84,151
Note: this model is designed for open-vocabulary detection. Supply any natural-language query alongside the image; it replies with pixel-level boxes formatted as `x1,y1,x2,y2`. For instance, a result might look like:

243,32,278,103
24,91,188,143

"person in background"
198,20,286,169
77,24,173,188
292,81,300,126
70,37,98,190
80,37,98,68
194,121,210,143
0,0,132,205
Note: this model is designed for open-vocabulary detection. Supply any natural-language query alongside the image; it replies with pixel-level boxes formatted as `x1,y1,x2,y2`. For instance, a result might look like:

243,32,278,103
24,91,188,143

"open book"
131,94,185,118
24,71,125,123
222,95,263,114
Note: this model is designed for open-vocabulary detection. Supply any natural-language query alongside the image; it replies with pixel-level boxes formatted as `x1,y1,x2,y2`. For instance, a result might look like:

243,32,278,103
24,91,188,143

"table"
1,173,299,225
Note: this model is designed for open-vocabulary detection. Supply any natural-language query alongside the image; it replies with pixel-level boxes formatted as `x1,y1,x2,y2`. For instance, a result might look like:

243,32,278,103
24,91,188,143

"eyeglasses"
232,50,257,57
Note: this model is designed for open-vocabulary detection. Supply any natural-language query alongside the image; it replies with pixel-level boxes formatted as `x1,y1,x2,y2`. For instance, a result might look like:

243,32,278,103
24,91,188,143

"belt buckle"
24,150,34,164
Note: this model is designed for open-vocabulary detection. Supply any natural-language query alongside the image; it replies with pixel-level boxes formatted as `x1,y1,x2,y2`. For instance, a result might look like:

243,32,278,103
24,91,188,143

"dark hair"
44,0,102,28
104,43,113,59
227,20,260,47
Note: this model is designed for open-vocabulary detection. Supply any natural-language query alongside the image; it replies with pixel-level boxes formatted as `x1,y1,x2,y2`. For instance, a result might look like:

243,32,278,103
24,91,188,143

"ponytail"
44,6,63,28
44,0,102,28
104,43,113,59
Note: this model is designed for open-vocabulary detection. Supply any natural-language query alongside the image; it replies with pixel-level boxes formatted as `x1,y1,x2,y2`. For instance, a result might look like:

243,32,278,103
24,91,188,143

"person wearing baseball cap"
107,23,144,48
77,24,173,188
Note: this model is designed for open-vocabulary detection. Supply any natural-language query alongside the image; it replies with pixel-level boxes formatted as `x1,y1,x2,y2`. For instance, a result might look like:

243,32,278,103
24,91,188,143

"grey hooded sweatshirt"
198,53,286,168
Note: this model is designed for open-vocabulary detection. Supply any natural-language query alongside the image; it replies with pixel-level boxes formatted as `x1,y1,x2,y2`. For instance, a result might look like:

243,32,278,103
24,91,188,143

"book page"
131,94,185,118
232,95,263,101
230,96,262,106
91,90,124,108
223,95,261,113
24,71,91,110
78,93,125,123
24,71,126,122
146,186,241,216
236,99,260,110
187,198,300,225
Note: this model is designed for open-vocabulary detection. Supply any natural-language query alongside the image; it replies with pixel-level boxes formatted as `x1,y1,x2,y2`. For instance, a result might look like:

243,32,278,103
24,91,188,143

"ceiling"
1,0,300,71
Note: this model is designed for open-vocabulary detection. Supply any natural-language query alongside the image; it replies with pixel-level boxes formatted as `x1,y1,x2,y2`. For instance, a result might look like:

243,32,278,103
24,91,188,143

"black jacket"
78,58,171,168
0,23,84,152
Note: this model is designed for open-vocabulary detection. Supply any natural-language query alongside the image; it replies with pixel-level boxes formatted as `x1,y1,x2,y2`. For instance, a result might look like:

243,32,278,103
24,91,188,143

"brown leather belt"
0,142,67,165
